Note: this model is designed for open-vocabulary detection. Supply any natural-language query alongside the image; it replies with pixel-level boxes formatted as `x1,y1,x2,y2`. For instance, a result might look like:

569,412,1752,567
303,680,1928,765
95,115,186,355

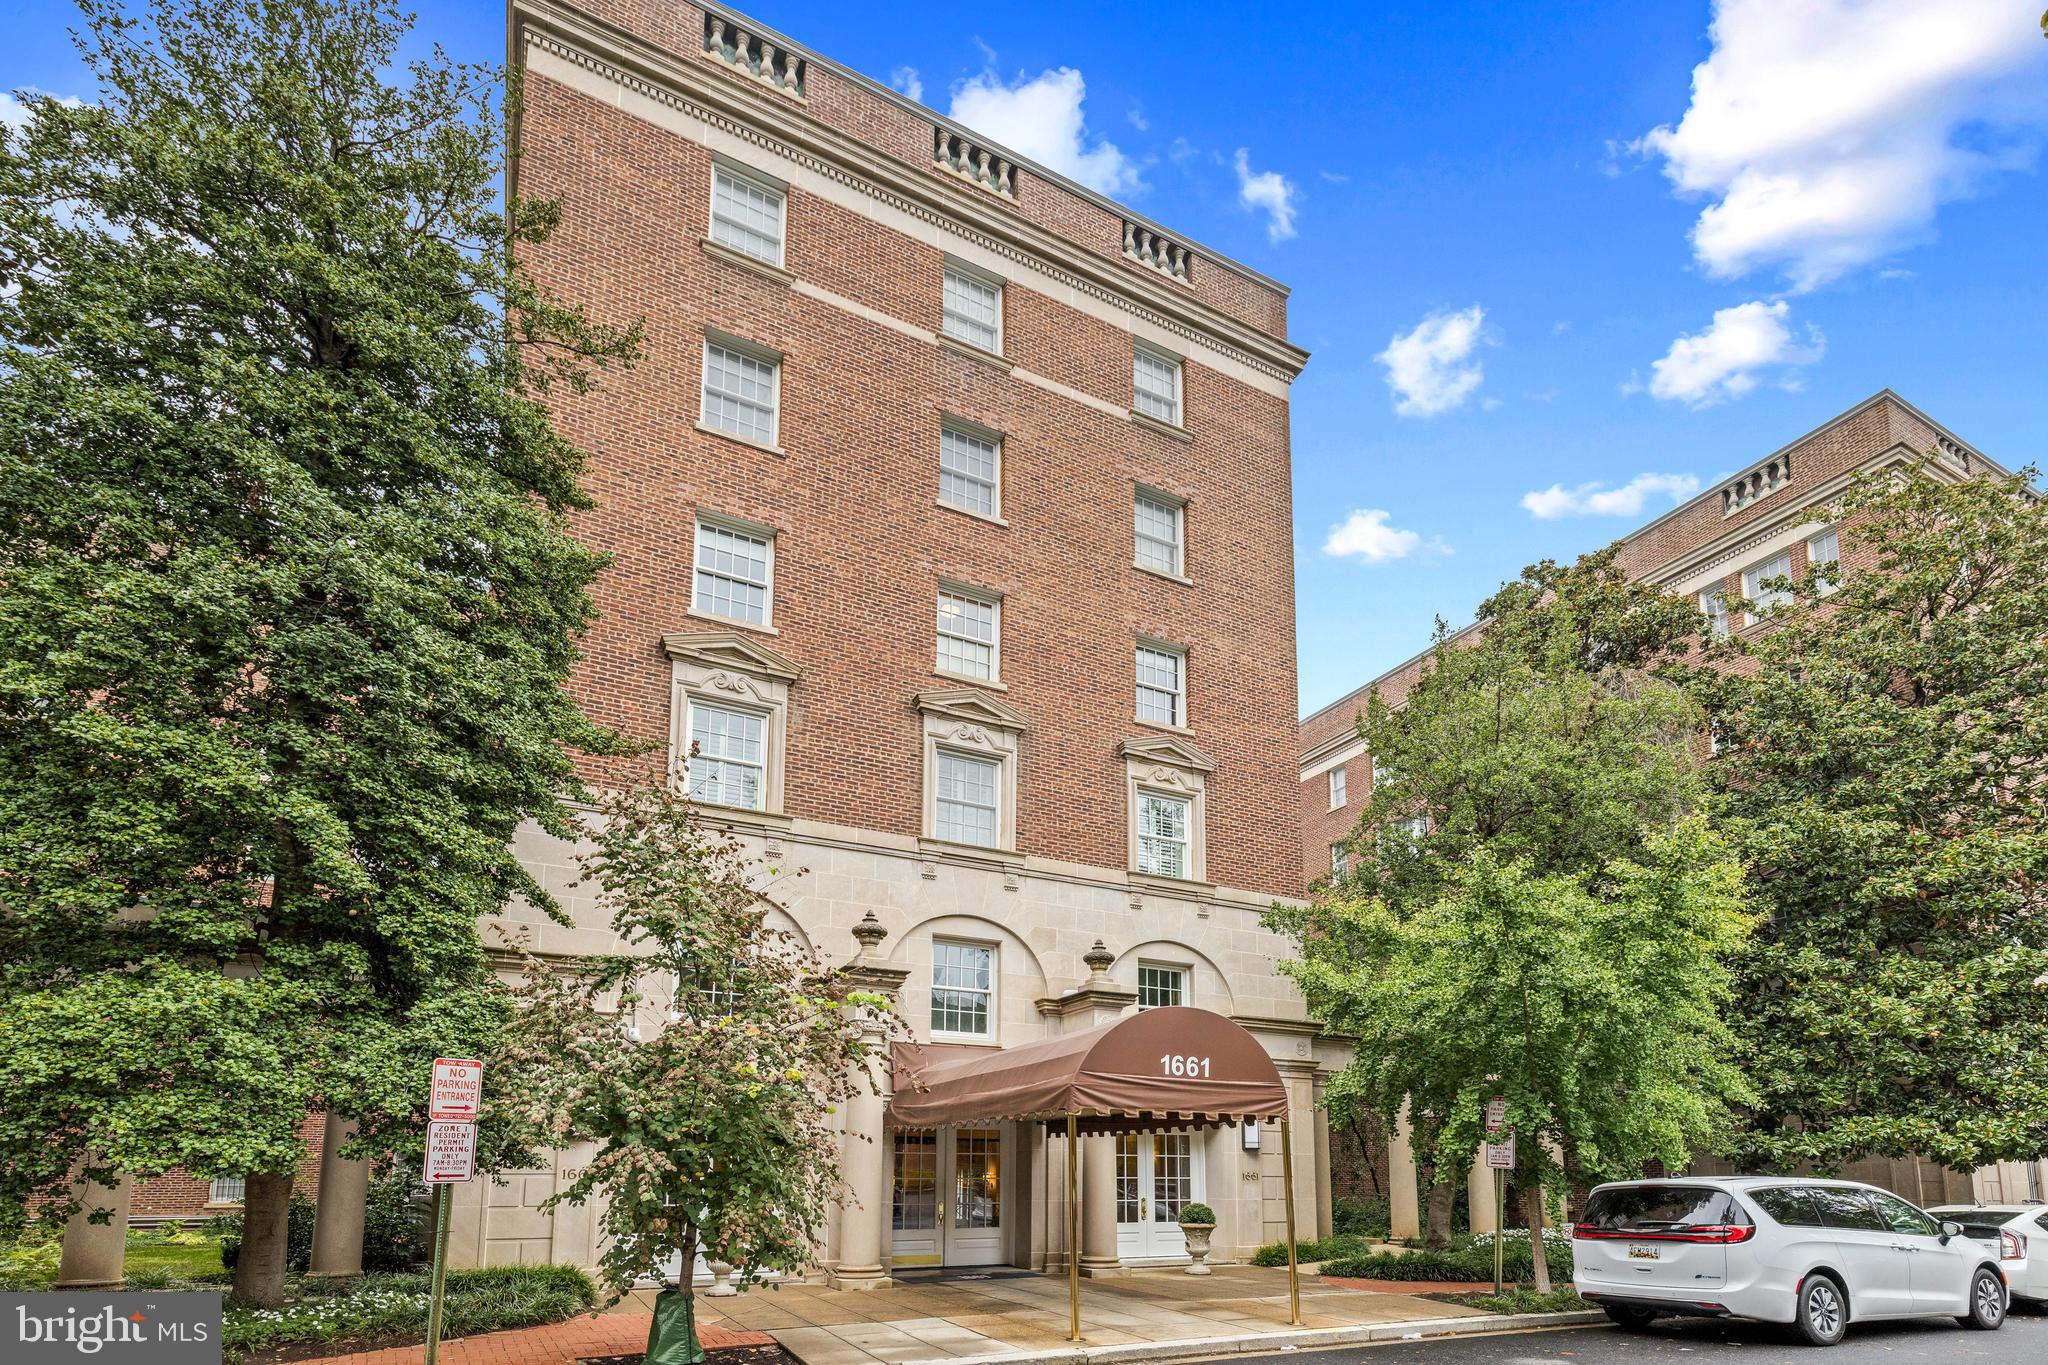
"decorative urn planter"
1177,1203,1218,1275
704,1258,738,1297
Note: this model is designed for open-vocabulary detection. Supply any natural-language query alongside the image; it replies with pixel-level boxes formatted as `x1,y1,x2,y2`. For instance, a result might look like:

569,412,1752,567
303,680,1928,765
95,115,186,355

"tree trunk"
1423,1175,1454,1251
1522,1182,1552,1294
234,1170,295,1307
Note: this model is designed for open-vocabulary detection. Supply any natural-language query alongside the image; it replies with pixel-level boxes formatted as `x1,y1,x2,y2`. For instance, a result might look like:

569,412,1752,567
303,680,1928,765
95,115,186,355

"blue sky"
7,1,2046,714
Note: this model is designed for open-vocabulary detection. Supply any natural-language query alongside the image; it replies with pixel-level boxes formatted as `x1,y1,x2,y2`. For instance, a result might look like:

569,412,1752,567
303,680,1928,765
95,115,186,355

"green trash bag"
645,1286,705,1365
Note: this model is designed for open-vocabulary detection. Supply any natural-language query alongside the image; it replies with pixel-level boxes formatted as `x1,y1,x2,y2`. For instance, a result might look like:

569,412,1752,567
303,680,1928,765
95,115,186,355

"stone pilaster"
309,1112,369,1276
832,911,909,1291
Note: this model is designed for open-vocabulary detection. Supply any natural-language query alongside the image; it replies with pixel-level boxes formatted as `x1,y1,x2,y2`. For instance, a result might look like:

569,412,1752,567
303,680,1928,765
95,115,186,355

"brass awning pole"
1066,1115,1081,1342
1281,1115,1302,1326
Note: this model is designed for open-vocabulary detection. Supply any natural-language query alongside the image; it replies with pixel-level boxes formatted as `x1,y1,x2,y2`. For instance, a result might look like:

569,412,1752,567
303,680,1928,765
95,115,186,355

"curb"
784,1312,1609,1365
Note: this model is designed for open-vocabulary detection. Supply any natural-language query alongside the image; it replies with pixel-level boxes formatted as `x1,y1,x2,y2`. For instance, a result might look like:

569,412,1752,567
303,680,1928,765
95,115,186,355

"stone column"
1079,1135,1125,1277
1388,1103,1420,1240
1467,1148,1498,1235
832,911,909,1291
309,1112,369,1276
1312,1093,1334,1240
55,1167,130,1288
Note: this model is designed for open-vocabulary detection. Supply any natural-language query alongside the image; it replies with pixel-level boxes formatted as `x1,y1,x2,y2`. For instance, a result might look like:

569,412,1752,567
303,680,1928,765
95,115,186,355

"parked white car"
1926,1203,2047,1304
1572,1177,2010,1346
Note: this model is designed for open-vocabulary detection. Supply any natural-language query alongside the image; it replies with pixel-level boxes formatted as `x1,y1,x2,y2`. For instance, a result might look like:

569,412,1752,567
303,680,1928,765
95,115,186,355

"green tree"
0,0,637,1303
1277,561,1735,1252
1689,462,2048,1171
496,779,898,1353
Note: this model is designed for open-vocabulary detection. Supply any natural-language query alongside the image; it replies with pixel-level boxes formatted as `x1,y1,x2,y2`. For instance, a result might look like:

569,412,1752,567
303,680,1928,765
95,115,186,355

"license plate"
1627,1245,1661,1261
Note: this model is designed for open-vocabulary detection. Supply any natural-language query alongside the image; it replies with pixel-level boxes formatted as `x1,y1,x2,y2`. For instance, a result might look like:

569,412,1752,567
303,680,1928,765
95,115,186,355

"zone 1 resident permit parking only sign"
423,1120,478,1183
429,1057,483,1122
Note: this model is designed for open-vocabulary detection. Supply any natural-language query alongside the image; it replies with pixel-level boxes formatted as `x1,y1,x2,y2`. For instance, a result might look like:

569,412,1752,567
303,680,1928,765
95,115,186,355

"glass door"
889,1127,1004,1267
1115,1132,1203,1259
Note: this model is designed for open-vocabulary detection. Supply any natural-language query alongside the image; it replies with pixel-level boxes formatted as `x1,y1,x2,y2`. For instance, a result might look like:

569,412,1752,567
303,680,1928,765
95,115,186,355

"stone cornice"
662,629,803,681
1117,734,1217,773
913,686,1032,733
511,0,1308,385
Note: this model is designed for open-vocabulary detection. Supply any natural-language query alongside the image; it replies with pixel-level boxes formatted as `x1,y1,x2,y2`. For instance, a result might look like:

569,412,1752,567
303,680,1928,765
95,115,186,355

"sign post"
1483,1099,1511,1296
422,1060,483,1365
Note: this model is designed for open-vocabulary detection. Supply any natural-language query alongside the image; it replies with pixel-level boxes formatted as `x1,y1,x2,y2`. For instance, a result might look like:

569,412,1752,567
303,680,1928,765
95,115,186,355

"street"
1274,1307,2048,1365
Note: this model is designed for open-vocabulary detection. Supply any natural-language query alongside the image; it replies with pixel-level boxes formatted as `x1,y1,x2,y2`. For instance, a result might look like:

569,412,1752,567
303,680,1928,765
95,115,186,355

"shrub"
361,1170,432,1273
0,1228,62,1291
1320,1240,1573,1283
1331,1194,1391,1238
1249,1234,1377,1267
221,1264,596,1359
1439,1286,1591,1314
217,1195,318,1273
1176,1202,1215,1226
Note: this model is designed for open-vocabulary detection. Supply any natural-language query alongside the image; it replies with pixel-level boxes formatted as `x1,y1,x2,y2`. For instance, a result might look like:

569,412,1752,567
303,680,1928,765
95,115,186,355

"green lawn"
126,1235,227,1278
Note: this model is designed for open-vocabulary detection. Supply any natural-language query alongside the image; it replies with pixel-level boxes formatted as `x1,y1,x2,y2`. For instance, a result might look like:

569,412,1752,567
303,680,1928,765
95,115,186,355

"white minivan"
1572,1177,2010,1346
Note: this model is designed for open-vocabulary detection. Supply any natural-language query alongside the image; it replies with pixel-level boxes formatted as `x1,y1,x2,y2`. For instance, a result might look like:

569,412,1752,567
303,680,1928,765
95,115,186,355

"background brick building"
1299,390,2048,1222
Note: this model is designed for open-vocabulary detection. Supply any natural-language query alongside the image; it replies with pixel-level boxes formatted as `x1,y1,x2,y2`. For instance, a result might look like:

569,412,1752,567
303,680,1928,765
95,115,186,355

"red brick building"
469,0,1335,1278
1298,390,2047,1222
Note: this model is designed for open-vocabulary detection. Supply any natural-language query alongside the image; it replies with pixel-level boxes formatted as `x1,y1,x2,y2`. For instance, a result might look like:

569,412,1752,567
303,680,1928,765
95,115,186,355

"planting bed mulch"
582,1346,800,1365
246,1335,423,1365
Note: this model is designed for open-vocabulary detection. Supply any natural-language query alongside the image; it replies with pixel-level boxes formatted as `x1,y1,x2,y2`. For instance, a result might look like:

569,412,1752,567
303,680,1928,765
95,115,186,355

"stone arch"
889,911,1052,1046
1110,939,1238,1016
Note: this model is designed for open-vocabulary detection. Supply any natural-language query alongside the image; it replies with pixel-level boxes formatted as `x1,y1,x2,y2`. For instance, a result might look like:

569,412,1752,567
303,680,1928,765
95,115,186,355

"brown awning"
886,1006,1289,1133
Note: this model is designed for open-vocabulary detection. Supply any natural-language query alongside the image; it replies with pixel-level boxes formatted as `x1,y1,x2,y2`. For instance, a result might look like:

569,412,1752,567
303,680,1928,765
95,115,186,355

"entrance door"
890,1128,1005,1267
1116,1132,1203,1260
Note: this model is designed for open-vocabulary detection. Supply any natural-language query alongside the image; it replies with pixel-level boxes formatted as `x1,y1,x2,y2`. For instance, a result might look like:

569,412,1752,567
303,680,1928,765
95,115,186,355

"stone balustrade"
933,128,1016,199
1720,453,1792,517
703,14,806,98
1123,221,1191,282
1937,434,1973,474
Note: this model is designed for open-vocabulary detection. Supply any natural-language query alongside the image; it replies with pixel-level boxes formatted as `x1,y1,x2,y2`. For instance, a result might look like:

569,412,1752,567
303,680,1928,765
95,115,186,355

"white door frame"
1115,1131,1205,1262
890,1126,1010,1268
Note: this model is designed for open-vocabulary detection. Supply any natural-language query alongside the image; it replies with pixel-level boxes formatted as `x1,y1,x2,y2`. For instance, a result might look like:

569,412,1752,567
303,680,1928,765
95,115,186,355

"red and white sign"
423,1120,478,1183
1484,1135,1517,1171
430,1057,484,1122
1484,1096,1507,1133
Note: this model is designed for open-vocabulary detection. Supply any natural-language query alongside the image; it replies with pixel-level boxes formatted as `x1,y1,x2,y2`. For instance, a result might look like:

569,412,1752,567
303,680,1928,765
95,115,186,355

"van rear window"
1749,1186,1824,1227
1580,1186,1745,1232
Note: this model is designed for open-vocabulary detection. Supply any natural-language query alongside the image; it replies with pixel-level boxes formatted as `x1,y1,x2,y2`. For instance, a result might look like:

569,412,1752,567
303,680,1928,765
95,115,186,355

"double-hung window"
694,516,773,626
942,265,1001,352
209,1176,246,1204
931,939,994,1037
1135,645,1184,726
934,751,999,848
1133,347,1182,425
939,425,1000,519
1744,551,1793,621
1136,792,1191,878
936,588,999,681
1330,843,1348,879
1137,964,1187,1009
686,700,766,810
1134,491,1184,575
701,338,779,446
709,165,785,265
1701,589,1730,640
1806,527,1840,595
1329,766,1347,808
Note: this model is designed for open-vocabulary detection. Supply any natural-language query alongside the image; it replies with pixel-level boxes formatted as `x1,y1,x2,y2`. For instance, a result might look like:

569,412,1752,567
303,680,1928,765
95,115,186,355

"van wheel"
1794,1275,1847,1347
1958,1268,2006,1330
1602,1305,1657,1330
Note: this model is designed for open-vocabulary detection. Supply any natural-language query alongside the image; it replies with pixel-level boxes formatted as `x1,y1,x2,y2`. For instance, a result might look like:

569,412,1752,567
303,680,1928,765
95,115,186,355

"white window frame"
1134,487,1186,578
1133,344,1184,426
1135,642,1186,728
682,696,769,812
1329,766,1347,809
1135,789,1193,879
1701,588,1730,640
1330,842,1347,879
665,632,799,819
707,160,787,267
917,691,1024,854
941,261,1003,354
1806,527,1840,595
1119,738,1210,884
935,583,1001,683
699,333,781,449
938,419,1002,521
692,511,776,629
1744,550,1794,623
1136,962,1188,1010
209,1176,246,1205
930,938,997,1040
933,747,1002,848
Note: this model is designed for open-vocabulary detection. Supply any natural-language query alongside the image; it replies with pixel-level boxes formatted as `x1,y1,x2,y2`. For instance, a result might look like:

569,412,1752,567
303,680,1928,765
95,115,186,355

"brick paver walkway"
300,1313,772,1365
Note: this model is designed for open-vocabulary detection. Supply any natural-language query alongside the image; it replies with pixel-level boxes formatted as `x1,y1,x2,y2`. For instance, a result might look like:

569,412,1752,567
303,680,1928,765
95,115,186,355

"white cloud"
2,88,85,133
948,66,1141,196
1323,509,1443,563
1521,472,1702,519
1375,305,1490,416
1232,148,1298,243
1635,0,2048,290
1646,299,1824,407
890,67,923,105
1126,105,1149,132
